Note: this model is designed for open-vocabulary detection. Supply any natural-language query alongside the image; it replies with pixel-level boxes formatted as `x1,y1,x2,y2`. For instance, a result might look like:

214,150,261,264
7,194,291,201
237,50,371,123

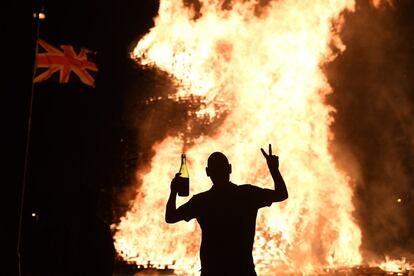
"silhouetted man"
166,144,288,276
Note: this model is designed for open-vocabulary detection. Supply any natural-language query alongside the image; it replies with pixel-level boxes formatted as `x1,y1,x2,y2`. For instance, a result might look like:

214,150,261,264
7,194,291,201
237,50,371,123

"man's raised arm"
165,173,181,223
261,144,288,202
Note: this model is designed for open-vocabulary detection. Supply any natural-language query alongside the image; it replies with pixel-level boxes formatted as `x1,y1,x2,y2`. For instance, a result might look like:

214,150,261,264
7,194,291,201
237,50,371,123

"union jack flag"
34,39,98,87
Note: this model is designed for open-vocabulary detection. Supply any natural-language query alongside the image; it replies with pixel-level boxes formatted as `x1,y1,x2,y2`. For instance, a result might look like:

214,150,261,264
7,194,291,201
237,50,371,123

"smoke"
327,0,414,261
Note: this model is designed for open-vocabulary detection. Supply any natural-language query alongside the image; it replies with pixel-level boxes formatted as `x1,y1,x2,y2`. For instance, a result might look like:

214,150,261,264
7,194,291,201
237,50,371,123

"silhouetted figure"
166,145,288,276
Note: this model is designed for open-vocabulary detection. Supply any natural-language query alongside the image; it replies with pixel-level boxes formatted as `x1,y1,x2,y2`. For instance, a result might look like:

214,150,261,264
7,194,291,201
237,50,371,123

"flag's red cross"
34,39,98,87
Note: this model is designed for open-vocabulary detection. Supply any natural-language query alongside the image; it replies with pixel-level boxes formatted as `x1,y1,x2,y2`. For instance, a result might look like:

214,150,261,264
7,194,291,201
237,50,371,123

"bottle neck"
179,154,188,177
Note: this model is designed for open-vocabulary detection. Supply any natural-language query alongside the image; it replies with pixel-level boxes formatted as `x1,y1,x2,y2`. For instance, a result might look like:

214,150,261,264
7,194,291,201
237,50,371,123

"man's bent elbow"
274,191,288,202
165,214,179,224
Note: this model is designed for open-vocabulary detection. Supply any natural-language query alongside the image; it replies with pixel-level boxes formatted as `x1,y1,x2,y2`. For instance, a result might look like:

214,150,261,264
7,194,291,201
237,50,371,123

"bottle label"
177,176,189,197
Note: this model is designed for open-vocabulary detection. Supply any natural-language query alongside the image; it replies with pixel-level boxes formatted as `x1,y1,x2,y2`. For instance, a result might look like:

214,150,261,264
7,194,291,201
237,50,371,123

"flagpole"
17,7,42,276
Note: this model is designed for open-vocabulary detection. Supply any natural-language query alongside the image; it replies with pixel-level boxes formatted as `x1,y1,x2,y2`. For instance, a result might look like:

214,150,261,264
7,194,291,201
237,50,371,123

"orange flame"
370,0,394,8
113,0,365,274
376,256,413,274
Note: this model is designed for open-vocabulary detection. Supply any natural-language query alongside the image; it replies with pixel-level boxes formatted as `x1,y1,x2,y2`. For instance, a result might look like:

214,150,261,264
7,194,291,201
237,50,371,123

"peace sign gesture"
261,144,279,170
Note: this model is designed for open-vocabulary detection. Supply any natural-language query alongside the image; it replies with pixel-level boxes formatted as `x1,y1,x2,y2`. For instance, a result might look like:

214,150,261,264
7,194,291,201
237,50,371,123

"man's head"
206,152,232,186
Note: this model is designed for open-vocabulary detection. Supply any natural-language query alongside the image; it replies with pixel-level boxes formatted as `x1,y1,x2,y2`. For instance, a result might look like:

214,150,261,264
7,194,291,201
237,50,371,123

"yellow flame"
114,0,364,274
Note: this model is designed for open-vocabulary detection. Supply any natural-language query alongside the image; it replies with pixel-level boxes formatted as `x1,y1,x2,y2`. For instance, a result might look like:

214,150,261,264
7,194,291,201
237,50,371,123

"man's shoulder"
192,190,211,200
236,183,270,195
237,183,259,190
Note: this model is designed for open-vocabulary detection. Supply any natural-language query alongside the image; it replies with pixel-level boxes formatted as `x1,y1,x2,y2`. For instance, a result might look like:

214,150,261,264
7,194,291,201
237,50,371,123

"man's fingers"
260,148,268,158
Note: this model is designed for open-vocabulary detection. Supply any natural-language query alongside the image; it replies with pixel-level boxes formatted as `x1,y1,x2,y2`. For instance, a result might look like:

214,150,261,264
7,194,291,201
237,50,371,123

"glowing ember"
370,0,394,8
377,256,413,274
112,0,373,274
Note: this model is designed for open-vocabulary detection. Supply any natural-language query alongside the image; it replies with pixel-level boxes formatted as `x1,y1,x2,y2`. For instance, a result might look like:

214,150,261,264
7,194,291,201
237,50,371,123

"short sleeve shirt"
176,183,277,274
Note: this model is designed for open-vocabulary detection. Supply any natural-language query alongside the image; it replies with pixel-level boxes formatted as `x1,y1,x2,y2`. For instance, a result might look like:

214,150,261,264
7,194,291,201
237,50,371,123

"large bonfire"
112,0,405,274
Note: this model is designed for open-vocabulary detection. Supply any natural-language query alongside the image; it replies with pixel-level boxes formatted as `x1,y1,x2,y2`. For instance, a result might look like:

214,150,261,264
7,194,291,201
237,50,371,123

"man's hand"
261,144,288,202
170,173,181,194
261,144,279,170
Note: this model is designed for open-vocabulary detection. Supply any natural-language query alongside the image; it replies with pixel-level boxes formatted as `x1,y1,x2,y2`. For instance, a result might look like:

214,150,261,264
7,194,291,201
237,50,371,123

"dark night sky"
5,0,159,274
4,0,414,274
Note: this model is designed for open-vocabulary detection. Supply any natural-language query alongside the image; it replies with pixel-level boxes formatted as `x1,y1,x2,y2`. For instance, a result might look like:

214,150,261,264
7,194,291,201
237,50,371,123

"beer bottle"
177,153,189,196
